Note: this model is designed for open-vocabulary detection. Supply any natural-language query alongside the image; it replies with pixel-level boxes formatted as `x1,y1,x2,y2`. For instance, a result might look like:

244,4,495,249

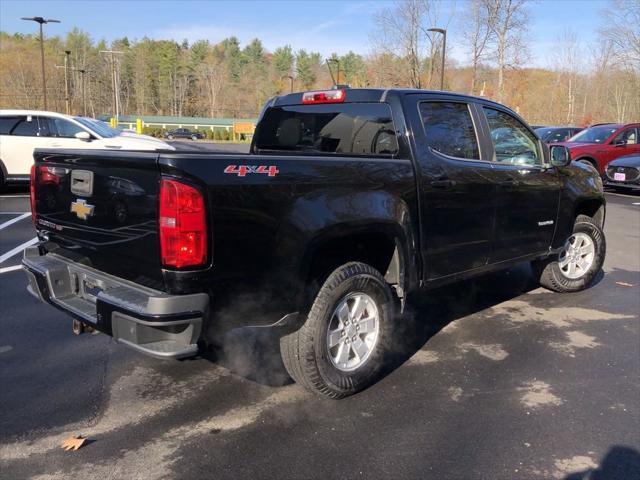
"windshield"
535,128,554,139
74,117,121,138
569,126,618,144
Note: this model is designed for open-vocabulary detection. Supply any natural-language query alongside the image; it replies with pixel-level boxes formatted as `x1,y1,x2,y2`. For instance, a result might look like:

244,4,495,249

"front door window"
483,108,541,166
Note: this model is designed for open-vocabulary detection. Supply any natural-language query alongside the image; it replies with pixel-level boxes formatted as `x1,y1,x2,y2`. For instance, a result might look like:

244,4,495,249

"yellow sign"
233,122,255,135
70,199,95,221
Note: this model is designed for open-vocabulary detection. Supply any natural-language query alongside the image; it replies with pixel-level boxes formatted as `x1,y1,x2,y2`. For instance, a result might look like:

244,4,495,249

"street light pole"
21,16,61,110
79,69,87,116
327,58,340,86
427,28,447,91
284,75,294,93
64,50,71,114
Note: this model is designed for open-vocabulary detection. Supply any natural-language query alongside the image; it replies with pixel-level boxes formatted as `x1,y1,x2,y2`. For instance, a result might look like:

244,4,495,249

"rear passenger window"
10,116,41,136
0,116,21,135
254,103,399,157
419,102,480,159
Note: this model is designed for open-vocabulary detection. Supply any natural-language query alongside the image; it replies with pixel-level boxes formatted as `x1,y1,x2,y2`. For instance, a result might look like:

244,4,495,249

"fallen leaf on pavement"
615,281,636,287
61,436,87,451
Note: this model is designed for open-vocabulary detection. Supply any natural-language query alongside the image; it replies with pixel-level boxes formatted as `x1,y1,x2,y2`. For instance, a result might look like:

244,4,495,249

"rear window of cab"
254,103,399,157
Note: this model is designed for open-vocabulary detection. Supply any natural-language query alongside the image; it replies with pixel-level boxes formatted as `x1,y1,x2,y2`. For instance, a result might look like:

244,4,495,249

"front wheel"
280,262,395,399
533,214,605,292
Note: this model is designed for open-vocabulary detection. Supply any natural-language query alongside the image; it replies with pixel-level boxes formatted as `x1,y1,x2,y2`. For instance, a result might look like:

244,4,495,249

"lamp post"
64,50,71,114
283,75,294,93
427,27,446,90
327,58,340,86
21,16,61,110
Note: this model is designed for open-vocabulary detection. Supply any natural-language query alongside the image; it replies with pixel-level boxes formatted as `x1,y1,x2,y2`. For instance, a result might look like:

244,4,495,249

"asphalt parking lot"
0,179,638,479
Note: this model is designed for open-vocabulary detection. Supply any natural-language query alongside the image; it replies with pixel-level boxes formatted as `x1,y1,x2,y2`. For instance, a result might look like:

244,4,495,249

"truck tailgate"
32,149,165,289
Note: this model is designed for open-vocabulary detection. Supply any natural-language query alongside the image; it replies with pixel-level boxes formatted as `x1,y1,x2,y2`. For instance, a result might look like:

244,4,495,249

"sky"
0,0,610,68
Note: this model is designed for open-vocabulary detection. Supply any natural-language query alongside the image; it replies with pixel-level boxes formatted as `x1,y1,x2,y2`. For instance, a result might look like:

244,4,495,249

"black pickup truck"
23,88,606,399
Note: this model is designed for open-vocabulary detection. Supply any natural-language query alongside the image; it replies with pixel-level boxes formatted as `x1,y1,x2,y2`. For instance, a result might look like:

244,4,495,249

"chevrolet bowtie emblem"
70,199,95,220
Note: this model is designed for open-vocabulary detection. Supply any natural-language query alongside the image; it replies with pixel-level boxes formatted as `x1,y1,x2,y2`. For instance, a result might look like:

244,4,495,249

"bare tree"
373,0,435,88
199,64,225,118
551,30,581,124
491,0,530,102
600,0,640,70
463,0,498,94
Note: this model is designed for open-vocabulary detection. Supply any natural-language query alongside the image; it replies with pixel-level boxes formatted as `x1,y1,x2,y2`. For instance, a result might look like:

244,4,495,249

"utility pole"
427,28,447,91
21,16,61,110
100,50,123,123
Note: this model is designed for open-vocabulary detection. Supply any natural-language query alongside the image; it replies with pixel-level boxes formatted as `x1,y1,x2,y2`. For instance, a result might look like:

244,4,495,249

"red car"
560,123,640,174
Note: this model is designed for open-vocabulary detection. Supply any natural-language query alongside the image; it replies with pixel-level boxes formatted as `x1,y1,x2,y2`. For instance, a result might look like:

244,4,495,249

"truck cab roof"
271,88,508,110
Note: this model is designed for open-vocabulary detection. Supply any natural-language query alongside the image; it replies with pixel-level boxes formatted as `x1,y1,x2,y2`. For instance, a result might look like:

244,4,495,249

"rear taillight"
159,178,207,269
302,89,346,104
30,164,37,224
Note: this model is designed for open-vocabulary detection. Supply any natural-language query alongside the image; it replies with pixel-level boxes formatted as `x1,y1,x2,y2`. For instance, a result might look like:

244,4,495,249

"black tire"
280,262,395,399
533,214,605,293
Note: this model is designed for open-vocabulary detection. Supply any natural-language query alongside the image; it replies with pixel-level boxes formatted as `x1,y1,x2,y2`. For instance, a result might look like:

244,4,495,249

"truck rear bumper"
22,246,208,359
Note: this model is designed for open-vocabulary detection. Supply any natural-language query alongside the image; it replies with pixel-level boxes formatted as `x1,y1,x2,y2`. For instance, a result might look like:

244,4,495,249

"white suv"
0,110,175,187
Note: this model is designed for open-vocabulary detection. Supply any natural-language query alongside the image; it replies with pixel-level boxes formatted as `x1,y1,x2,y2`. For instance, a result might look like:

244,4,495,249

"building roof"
96,114,256,126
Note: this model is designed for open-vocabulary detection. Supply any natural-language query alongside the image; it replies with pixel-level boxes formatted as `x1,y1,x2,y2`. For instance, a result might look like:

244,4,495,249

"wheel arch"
298,224,414,312
574,198,605,228
574,156,599,172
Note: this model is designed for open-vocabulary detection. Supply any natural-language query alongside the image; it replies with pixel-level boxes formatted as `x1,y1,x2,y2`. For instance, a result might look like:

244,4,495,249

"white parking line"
0,212,30,231
0,237,38,264
0,212,29,215
0,265,22,274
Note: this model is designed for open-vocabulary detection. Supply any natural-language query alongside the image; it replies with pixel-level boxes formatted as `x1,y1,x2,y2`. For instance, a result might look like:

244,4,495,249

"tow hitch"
72,319,96,335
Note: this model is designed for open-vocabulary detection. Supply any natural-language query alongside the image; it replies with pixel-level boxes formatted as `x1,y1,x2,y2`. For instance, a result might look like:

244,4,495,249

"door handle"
498,178,520,187
430,179,456,189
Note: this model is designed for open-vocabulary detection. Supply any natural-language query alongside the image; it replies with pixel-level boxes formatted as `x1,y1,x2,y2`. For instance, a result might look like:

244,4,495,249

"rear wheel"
280,262,395,399
167,134,174,140
191,135,198,141
533,215,605,292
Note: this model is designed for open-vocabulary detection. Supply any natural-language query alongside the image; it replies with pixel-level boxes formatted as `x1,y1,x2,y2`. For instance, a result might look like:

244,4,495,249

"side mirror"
550,145,571,167
75,131,92,142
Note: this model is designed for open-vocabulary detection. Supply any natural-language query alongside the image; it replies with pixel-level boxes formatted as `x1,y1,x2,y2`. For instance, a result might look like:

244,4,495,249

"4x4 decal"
224,165,280,177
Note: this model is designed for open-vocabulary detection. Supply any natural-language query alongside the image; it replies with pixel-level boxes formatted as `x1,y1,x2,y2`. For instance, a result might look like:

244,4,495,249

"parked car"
535,126,584,144
604,154,640,192
24,88,606,399
164,128,204,140
558,123,640,174
0,110,174,188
